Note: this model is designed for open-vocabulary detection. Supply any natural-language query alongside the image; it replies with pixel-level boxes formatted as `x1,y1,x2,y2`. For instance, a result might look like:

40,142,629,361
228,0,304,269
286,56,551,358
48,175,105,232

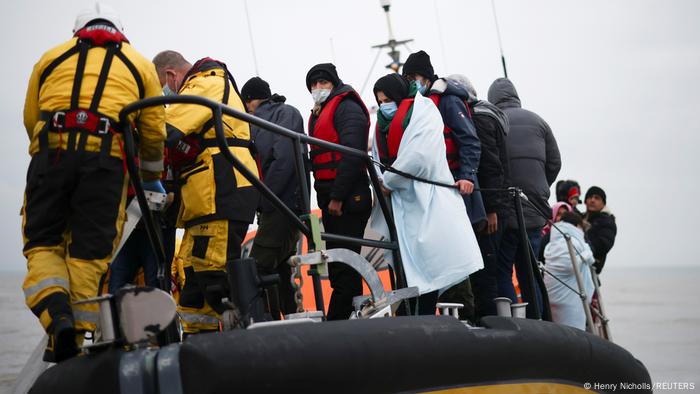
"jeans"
108,226,176,294
496,227,543,318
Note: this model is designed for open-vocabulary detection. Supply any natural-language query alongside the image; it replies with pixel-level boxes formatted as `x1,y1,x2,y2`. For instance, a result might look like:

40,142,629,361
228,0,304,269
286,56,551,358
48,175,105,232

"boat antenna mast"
360,0,414,95
490,0,508,78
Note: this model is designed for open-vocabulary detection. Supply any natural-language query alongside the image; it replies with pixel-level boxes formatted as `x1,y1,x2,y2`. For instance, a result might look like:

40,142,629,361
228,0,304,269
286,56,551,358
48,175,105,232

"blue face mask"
379,102,398,118
412,79,427,95
162,84,176,96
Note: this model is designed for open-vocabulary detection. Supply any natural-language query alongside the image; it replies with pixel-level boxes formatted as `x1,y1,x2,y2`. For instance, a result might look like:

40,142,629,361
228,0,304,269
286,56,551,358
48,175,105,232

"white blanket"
370,93,483,294
543,221,595,330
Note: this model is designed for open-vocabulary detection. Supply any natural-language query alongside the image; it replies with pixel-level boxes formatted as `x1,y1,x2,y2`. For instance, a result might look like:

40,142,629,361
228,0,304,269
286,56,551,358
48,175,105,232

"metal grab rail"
118,94,409,310
564,236,596,334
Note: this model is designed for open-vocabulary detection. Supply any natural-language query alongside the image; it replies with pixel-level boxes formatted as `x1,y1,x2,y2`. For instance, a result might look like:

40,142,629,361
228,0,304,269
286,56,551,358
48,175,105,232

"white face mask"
311,88,332,104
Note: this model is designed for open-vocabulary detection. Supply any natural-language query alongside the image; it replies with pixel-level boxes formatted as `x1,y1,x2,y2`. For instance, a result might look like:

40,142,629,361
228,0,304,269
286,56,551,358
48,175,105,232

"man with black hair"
22,4,165,361
583,186,617,273
154,50,259,334
305,63,371,320
241,76,307,319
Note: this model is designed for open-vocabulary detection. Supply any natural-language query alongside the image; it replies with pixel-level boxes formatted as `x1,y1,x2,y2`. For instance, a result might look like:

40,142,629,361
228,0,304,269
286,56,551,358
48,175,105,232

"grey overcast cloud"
0,0,698,272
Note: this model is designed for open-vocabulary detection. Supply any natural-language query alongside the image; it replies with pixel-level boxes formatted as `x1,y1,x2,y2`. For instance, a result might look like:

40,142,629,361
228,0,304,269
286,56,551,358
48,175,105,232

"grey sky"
1,0,698,271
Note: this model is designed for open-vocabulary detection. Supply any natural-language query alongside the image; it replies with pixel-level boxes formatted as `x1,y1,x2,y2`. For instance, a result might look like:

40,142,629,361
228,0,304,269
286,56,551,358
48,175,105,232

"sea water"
0,267,698,393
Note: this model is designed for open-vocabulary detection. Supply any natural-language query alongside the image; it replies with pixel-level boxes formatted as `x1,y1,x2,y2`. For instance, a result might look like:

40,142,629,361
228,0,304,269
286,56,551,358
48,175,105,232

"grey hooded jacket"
487,78,561,230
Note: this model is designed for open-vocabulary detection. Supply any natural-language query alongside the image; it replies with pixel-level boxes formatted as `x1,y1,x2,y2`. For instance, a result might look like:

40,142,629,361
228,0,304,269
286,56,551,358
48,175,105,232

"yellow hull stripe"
423,382,591,394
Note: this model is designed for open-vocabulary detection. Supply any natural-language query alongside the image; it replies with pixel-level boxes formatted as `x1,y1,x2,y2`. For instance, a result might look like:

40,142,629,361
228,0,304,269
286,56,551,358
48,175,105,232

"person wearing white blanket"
543,211,595,330
370,91,484,315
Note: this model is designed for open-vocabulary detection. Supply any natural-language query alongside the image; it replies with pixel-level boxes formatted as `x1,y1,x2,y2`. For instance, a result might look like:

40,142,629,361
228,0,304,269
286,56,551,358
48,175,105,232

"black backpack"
469,100,509,138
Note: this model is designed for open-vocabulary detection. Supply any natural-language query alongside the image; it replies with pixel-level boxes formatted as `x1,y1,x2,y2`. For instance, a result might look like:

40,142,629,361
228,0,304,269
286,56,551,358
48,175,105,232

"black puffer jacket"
250,95,308,213
585,207,617,273
488,78,561,230
471,99,511,215
308,84,370,207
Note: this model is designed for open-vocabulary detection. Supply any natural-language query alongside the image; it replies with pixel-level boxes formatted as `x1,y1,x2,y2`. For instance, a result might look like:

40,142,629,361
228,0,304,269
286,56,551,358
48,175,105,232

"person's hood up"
430,78,469,101
487,77,521,109
542,201,572,237
447,74,478,103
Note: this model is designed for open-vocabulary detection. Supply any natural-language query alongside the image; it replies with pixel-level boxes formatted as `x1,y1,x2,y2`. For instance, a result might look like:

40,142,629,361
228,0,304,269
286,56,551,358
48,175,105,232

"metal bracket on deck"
288,248,418,319
299,213,326,275
75,286,177,351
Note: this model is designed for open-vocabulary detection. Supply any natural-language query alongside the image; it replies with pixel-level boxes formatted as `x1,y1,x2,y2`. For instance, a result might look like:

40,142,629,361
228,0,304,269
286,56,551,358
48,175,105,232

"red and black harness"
37,25,143,172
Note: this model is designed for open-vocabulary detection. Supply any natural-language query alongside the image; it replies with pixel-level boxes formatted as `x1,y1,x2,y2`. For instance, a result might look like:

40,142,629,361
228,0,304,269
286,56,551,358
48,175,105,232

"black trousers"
250,209,299,319
469,214,507,320
321,206,370,320
23,149,126,335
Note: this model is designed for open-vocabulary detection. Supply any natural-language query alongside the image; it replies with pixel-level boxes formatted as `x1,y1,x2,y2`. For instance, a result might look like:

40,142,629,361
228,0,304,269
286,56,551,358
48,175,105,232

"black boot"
43,315,79,363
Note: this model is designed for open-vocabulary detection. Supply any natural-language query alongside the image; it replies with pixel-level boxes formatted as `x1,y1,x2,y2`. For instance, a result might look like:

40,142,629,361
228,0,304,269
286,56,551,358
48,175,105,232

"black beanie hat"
585,186,607,205
305,63,341,91
402,50,435,81
373,73,409,105
241,77,271,101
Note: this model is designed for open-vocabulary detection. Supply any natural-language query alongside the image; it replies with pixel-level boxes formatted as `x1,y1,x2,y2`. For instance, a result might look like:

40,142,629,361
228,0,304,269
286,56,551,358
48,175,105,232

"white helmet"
73,3,124,33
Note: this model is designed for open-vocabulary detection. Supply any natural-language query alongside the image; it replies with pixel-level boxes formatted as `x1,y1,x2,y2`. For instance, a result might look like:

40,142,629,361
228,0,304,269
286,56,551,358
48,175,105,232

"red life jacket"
375,98,414,166
309,90,369,181
429,94,471,171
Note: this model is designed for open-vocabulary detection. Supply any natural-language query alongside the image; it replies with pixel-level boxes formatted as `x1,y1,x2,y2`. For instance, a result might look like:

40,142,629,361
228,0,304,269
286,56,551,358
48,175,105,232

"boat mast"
359,0,414,95
490,0,508,78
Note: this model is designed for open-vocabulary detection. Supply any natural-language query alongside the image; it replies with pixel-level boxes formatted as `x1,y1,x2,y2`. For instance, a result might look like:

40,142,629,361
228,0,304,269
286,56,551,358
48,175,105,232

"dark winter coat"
584,207,617,273
470,99,511,215
487,78,561,230
250,95,308,213
309,84,371,211
430,79,486,226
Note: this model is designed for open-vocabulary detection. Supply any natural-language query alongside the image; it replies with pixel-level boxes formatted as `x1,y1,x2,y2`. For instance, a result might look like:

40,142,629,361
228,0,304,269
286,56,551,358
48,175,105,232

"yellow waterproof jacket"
166,60,259,226
23,37,165,180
